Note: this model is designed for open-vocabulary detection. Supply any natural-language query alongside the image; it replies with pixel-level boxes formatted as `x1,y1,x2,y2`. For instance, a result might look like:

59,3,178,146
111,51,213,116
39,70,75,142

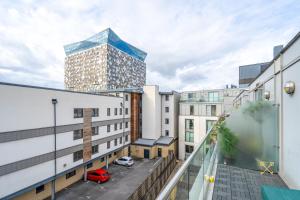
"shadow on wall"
218,101,279,172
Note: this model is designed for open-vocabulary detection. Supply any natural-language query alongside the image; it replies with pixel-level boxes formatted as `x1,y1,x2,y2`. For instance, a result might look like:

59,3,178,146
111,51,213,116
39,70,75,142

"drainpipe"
51,99,58,200
122,93,126,156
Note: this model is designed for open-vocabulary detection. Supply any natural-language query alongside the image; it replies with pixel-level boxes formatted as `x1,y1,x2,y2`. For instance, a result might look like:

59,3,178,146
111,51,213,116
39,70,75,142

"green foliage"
242,101,273,123
218,122,238,158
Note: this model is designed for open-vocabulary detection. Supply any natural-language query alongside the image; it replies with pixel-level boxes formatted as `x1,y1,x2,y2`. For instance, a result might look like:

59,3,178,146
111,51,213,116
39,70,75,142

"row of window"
73,122,129,140
73,135,129,162
188,105,217,116
184,119,216,143
107,122,129,133
107,135,129,149
74,107,129,118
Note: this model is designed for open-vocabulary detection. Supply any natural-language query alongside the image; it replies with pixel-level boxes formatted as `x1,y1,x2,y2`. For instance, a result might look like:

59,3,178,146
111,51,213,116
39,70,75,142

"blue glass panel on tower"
64,28,147,61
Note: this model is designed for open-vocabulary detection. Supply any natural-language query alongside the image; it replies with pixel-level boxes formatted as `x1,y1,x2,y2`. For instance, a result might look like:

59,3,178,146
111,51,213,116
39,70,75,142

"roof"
159,91,179,95
0,82,122,98
134,138,156,146
156,136,174,145
64,28,147,61
249,31,300,86
134,136,174,146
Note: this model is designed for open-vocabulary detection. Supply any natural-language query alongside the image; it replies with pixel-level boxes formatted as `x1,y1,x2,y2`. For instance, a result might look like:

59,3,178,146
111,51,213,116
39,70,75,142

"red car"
87,168,110,183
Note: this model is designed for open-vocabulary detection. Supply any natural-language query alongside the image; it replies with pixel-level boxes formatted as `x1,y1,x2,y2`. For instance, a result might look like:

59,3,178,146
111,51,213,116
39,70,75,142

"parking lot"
55,158,159,200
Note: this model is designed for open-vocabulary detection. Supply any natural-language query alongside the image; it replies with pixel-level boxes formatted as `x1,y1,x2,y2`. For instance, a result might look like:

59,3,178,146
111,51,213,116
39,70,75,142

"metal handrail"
156,126,215,200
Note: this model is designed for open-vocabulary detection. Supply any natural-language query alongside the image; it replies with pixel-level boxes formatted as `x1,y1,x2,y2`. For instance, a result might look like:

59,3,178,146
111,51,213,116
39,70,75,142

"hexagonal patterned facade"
64,28,147,92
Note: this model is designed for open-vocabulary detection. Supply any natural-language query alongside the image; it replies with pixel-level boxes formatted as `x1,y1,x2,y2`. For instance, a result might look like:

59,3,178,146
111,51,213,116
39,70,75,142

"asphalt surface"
55,158,158,200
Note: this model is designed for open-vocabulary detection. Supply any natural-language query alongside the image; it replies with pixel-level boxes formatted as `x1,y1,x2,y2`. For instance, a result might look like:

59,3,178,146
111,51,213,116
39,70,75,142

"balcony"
157,101,289,200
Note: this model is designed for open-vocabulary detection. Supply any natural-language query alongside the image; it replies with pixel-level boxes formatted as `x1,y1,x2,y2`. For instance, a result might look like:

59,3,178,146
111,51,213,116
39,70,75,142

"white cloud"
0,0,299,91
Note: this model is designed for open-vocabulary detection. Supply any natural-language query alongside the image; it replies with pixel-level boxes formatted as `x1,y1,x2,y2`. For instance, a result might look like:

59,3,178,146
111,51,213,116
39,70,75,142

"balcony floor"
212,164,287,200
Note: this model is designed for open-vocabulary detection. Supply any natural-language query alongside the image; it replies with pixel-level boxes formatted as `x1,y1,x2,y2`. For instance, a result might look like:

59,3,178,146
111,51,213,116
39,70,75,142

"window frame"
73,129,83,140
92,145,99,154
74,108,83,118
73,150,83,162
36,185,45,194
92,126,99,136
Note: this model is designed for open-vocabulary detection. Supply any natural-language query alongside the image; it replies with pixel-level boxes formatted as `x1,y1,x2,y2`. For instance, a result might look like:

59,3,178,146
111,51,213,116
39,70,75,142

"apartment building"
179,88,241,160
233,31,300,189
0,82,131,200
131,85,180,159
64,28,147,92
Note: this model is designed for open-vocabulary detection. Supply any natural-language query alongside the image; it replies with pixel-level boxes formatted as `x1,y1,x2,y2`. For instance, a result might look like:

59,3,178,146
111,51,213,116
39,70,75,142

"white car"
114,156,134,166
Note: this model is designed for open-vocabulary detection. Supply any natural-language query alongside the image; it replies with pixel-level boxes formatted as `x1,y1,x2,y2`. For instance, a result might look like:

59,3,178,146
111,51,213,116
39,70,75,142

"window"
185,131,194,142
73,150,83,162
165,95,169,101
120,108,122,115
125,135,128,142
36,185,44,194
188,93,195,99
87,162,93,169
92,127,99,136
107,141,110,149
206,105,216,116
114,108,118,115
185,119,194,142
206,120,216,133
109,154,112,158
120,123,122,129
114,139,117,146
114,152,117,156
74,108,83,118
73,129,83,140
120,137,123,144
165,130,169,136
165,118,169,124
92,145,99,154
125,94,129,101
100,157,105,162
114,123,118,131
125,122,129,128
185,119,194,130
107,108,110,116
66,170,76,179
190,105,194,115
92,108,99,117
165,107,169,113
208,92,219,102
125,108,128,115
107,125,110,132
185,145,194,153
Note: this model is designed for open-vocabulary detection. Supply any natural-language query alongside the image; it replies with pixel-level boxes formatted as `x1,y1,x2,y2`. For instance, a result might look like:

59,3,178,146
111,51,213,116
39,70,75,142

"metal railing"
156,123,218,200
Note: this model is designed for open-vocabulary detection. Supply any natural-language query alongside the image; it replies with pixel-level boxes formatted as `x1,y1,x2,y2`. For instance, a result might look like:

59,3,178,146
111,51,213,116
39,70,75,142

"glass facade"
185,119,194,142
208,92,219,102
64,28,147,61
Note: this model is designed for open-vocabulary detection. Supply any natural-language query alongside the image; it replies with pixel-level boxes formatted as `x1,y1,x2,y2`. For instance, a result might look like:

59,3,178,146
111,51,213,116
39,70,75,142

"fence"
128,153,177,200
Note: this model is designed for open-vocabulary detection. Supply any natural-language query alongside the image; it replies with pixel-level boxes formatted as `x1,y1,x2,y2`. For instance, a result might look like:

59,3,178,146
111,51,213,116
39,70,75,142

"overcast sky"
0,0,299,91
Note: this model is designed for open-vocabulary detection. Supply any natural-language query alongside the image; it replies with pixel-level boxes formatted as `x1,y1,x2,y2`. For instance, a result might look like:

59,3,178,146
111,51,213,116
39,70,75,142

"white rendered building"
178,88,241,160
131,85,180,159
0,82,131,200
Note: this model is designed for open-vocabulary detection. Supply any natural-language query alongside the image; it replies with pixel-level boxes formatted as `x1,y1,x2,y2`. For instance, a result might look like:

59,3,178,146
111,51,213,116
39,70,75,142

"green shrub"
218,122,238,158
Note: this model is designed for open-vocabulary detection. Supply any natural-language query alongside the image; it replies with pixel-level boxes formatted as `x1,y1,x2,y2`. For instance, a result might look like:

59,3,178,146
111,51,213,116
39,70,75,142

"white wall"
281,49,300,189
0,84,131,199
178,115,217,160
142,85,161,140
0,160,54,198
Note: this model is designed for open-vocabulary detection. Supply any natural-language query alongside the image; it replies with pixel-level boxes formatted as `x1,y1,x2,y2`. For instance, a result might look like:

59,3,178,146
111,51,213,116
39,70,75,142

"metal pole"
122,93,125,156
51,99,57,200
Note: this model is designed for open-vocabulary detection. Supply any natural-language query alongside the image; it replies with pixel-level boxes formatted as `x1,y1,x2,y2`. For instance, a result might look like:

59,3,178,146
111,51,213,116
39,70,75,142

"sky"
0,0,299,91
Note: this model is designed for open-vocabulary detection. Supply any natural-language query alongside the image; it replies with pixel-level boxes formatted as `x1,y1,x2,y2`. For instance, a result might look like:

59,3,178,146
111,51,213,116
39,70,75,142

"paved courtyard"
55,158,158,200
212,164,287,200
